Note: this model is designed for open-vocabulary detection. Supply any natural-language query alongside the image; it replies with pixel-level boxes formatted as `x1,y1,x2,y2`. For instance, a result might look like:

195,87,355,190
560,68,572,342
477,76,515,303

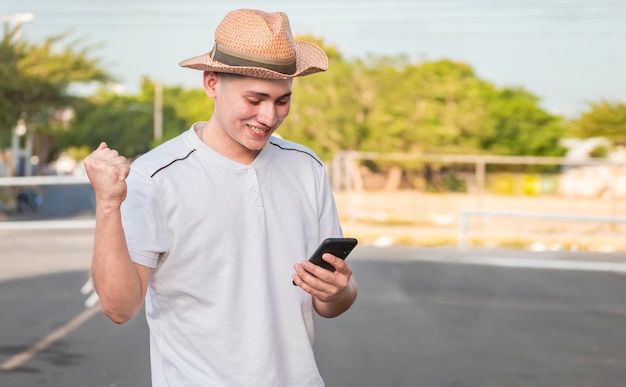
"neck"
197,120,260,165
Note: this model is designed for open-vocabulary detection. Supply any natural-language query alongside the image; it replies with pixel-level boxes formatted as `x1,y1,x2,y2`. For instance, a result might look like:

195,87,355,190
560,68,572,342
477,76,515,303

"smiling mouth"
248,124,271,135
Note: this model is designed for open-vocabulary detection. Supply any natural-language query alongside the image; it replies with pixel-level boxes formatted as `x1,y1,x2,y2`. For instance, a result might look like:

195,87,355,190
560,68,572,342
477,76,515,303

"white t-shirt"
121,124,343,387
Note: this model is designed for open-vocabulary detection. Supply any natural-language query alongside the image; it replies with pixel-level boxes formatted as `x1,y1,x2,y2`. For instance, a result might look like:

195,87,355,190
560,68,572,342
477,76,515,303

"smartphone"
307,237,358,272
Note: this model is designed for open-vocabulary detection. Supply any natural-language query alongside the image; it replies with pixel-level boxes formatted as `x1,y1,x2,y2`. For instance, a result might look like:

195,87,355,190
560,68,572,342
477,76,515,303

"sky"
2,0,625,118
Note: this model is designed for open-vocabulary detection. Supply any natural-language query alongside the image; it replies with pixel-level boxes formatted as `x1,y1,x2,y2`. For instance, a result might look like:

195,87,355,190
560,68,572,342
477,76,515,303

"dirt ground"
334,191,626,252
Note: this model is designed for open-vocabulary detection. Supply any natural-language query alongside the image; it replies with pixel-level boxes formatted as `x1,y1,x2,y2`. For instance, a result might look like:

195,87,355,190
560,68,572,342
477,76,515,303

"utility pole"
154,81,163,141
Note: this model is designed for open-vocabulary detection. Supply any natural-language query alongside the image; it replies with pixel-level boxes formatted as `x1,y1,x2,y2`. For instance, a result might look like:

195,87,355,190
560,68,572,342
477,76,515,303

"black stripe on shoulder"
150,149,197,178
269,141,323,167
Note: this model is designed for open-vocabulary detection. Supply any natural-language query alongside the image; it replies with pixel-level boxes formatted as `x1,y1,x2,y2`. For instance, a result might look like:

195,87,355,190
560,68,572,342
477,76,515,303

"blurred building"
559,138,626,198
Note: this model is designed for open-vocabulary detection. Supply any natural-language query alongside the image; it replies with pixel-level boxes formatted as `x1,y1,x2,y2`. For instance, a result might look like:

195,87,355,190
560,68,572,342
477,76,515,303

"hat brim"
179,42,328,79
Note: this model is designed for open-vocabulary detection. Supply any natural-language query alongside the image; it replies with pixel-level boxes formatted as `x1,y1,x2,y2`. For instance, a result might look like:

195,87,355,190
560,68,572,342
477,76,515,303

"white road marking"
413,255,626,273
0,304,101,371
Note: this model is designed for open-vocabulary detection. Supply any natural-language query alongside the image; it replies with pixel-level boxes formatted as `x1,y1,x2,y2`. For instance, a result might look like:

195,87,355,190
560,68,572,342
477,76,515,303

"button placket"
246,168,263,208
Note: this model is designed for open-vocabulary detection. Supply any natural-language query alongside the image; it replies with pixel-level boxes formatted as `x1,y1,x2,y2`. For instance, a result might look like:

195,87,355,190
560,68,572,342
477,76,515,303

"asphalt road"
2,185,626,386
2,233,626,386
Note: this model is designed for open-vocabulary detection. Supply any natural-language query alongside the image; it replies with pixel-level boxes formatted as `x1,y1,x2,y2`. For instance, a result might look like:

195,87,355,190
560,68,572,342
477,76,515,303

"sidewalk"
342,221,626,253
0,228,93,282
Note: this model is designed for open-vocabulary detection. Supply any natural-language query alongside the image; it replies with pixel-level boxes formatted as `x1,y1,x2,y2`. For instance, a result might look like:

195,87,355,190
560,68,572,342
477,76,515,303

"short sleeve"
121,166,169,268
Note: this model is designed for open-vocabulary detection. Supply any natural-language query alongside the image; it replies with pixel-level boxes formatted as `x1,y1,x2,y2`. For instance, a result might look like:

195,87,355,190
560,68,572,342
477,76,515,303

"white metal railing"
0,219,95,230
0,175,90,186
458,210,626,250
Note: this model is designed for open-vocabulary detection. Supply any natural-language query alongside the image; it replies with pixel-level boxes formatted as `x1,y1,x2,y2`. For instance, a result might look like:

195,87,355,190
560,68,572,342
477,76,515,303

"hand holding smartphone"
307,237,358,272
293,237,358,285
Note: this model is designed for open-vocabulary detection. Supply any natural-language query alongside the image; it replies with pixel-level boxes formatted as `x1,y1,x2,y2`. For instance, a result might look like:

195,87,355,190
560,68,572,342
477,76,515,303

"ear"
203,71,219,98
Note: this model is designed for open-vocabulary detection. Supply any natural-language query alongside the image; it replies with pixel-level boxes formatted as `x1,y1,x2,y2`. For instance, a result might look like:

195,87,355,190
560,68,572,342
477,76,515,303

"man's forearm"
91,206,146,324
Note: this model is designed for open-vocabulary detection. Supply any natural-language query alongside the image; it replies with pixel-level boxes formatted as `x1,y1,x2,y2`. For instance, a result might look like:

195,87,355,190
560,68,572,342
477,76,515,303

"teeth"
249,125,268,134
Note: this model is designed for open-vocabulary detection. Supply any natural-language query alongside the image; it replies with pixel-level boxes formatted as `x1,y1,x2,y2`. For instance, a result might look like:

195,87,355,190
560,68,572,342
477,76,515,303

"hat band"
211,42,297,75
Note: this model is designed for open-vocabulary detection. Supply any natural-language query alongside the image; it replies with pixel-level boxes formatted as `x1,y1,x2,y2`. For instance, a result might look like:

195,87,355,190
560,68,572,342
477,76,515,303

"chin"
244,138,270,151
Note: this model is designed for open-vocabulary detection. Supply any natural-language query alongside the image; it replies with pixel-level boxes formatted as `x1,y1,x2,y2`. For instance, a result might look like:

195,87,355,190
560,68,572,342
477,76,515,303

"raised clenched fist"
84,142,131,208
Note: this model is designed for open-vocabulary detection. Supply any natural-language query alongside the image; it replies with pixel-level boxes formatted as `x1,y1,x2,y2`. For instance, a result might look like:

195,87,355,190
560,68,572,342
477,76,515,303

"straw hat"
179,9,328,79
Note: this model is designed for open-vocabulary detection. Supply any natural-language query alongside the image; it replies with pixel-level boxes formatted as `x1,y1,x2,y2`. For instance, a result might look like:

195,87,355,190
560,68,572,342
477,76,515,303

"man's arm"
85,142,151,324
292,254,358,318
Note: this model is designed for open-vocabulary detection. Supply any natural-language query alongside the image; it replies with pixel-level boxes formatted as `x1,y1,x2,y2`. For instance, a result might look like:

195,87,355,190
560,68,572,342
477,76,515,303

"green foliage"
568,101,626,144
0,25,109,127
362,58,492,155
156,82,213,132
54,93,153,157
282,54,518,160
283,54,566,160
481,87,566,156
280,37,366,160
589,144,609,158
0,25,26,136
53,86,188,159
2,28,588,167
0,24,110,161
50,78,210,160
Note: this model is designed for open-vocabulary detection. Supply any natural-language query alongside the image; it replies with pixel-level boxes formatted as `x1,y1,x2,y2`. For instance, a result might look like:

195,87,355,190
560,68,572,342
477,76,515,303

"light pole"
1,13,35,176
154,80,163,141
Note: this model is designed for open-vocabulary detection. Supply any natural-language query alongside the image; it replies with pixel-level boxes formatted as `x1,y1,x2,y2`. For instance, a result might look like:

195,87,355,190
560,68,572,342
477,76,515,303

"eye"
276,97,290,106
246,98,261,106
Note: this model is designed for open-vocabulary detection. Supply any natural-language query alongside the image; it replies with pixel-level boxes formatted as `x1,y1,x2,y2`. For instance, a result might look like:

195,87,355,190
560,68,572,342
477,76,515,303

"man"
84,9,357,386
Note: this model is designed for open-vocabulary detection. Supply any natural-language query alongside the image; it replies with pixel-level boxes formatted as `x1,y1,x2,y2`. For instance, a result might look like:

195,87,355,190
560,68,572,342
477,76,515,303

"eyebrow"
246,91,292,100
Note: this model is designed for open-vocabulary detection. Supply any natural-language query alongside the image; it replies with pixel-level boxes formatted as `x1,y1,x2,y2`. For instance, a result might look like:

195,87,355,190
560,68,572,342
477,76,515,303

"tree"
279,36,369,161
0,24,110,165
480,87,566,157
54,80,190,159
362,58,493,155
568,100,626,145
155,81,213,137
42,34,569,182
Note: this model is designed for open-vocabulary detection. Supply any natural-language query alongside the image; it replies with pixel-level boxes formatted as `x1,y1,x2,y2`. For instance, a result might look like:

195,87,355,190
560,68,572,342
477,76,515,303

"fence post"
475,156,485,226
458,211,470,250
331,152,343,192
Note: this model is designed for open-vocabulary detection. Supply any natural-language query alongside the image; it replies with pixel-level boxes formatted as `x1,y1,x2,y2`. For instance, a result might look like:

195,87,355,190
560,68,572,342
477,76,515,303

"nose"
257,102,277,127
